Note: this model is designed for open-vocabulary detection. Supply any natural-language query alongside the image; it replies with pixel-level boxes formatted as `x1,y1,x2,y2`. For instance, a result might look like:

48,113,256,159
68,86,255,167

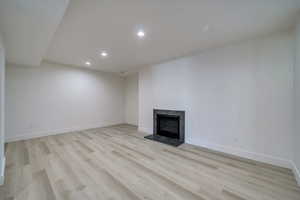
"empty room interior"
1,0,300,199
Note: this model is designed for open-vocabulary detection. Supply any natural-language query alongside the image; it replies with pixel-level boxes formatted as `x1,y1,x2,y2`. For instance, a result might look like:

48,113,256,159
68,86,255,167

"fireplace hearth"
145,109,185,147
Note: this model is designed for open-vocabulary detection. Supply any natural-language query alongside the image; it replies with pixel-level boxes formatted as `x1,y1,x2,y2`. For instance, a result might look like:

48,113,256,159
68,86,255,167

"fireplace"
145,109,185,146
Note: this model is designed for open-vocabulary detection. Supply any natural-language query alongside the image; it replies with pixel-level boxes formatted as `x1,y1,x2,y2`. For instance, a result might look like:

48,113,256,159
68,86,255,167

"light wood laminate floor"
0,124,299,200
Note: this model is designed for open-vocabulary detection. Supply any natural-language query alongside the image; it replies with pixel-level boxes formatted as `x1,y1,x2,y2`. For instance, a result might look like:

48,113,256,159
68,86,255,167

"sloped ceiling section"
0,0,70,66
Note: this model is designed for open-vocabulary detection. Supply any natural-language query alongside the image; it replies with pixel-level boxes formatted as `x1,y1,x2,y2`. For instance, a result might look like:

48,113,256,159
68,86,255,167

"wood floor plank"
0,124,299,200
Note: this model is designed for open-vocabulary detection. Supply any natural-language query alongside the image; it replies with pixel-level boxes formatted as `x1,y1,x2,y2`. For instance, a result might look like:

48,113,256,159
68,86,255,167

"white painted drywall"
0,33,5,185
293,17,300,184
5,62,125,141
125,73,138,126
139,31,295,168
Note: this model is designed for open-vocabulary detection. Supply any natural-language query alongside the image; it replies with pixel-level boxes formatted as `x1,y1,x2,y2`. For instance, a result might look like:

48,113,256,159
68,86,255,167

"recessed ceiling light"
202,25,209,32
101,51,108,57
137,30,145,38
85,61,91,66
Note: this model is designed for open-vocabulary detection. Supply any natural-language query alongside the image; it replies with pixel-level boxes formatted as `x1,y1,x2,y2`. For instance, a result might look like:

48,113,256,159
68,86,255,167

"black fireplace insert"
157,114,180,139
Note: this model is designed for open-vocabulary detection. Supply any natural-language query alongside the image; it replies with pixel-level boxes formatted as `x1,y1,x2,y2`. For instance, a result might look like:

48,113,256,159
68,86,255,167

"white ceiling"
0,0,69,66
1,0,300,72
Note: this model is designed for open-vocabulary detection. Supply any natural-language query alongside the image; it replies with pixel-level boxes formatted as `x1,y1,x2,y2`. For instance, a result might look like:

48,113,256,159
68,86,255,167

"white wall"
139,31,295,168
5,62,125,141
293,18,300,184
0,33,5,185
125,73,138,126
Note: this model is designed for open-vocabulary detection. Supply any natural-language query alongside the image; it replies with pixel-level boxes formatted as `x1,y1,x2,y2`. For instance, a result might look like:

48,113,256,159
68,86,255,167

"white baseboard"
186,139,293,169
129,128,300,185
189,140,300,185
0,156,6,185
291,162,300,186
5,122,123,142
138,127,292,169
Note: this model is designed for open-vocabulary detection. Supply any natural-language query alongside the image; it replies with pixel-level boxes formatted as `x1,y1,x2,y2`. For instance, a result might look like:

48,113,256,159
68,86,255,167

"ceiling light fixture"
85,61,91,66
137,30,145,38
101,51,108,57
202,25,209,32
